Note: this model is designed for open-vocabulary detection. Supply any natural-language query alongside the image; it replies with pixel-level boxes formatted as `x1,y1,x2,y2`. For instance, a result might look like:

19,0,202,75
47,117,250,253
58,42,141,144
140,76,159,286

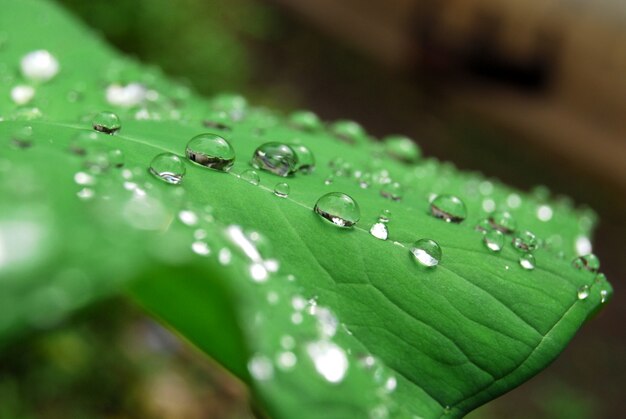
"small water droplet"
330,120,366,144
314,192,360,228
20,50,59,82
251,142,298,177
92,111,121,134
577,285,590,300
410,239,442,267
378,209,391,223
291,144,315,174
572,254,600,273
506,193,522,209
488,211,517,234
148,153,185,185
306,340,348,384
370,222,388,240
383,135,421,163
274,182,290,197
324,175,334,185
475,219,492,233
512,230,538,253
483,230,504,252
430,194,467,223
380,182,404,201
248,354,274,381
276,351,297,370
191,241,210,256
10,85,35,105
11,125,34,148
519,254,536,270
280,335,295,350
105,83,146,107
575,236,592,256
357,172,372,188
600,289,608,303
76,187,94,200
536,205,553,222
185,133,235,171
289,110,321,131
240,169,260,185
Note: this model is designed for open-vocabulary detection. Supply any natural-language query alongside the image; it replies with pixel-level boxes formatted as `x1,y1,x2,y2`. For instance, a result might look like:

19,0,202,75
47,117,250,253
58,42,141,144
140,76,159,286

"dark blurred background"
2,0,624,417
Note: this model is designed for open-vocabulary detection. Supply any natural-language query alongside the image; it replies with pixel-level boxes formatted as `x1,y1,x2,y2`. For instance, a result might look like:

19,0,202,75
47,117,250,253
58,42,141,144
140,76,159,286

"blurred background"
2,0,624,417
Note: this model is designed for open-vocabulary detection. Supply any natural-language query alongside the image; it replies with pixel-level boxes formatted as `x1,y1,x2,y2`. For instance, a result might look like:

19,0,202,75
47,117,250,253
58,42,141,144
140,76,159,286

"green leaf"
0,0,612,418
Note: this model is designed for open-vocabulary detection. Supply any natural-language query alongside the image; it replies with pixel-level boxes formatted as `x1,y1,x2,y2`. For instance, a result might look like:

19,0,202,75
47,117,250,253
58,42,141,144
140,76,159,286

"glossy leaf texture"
0,1,613,418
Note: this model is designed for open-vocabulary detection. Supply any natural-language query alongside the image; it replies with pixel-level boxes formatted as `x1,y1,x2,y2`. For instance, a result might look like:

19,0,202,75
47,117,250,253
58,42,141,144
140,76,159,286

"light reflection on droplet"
306,340,348,384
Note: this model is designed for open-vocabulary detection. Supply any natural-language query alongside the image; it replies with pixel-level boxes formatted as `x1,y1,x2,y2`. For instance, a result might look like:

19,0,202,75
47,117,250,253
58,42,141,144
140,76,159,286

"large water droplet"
519,253,536,270
380,182,404,201
314,192,360,228
274,182,290,198
572,254,600,273
291,144,315,174
240,169,260,185
185,133,235,171
289,110,321,131
430,194,467,223
512,230,538,253
483,230,504,252
370,222,388,240
410,239,442,267
20,50,59,82
92,111,121,134
383,135,421,163
149,153,185,185
577,285,590,300
251,142,298,177
488,211,516,234
306,341,348,384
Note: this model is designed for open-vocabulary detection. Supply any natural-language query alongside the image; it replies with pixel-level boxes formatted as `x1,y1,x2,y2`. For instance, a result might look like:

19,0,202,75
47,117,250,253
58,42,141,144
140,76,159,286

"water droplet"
475,219,492,233
577,285,590,300
330,120,366,144
92,111,121,134
314,307,338,338
191,241,210,256
572,254,600,273
378,209,391,223
512,230,538,253
105,83,146,107
383,135,421,163
291,144,315,174
380,182,404,201
575,235,592,256
600,289,608,303
410,239,442,267
482,198,496,212
488,211,517,234
149,153,185,185
274,182,290,197
324,175,334,185
314,192,360,228
483,230,504,252
277,351,297,370
10,85,35,105
248,354,274,381
251,142,298,177
202,113,231,131
76,187,94,200
211,93,247,119
185,133,235,171
357,172,372,188
536,205,553,222
289,110,321,131
506,193,522,209
68,131,99,155
430,194,467,223
11,125,33,148
240,169,260,185
369,222,388,240
20,50,59,82
519,254,536,270
306,341,348,384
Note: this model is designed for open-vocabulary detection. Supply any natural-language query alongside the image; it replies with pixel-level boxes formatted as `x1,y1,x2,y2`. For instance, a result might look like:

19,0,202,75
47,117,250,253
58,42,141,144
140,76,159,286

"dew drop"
369,222,388,240
20,50,59,82
191,241,210,256
483,230,504,252
383,135,421,163
277,351,297,370
92,111,121,134
430,194,467,223
330,120,366,144
512,230,538,253
575,236,592,256
251,142,298,177
572,254,600,273
291,144,315,174
148,153,185,185
10,85,35,105
378,209,391,223
11,125,34,148
306,341,348,384
577,285,590,300
274,182,290,198
185,133,235,171
536,205,553,222
519,253,536,270
488,211,517,234
324,175,334,185
410,239,442,267
506,193,522,209
289,110,321,131
240,169,260,185
248,354,274,381
314,192,360,228
380,182,404,201
105,83,146,107
600,289,608,303
357,172,372,188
